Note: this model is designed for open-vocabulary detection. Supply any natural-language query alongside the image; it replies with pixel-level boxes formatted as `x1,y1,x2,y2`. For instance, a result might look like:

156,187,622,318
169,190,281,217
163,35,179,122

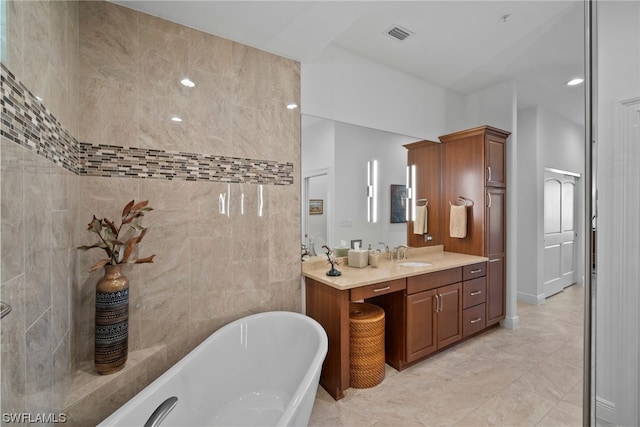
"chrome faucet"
144,396,178,427
378,242,391,260
394,245,409,260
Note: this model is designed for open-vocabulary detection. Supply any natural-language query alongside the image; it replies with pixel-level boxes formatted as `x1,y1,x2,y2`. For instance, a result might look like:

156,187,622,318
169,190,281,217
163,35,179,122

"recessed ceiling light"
171,116,183,122
286,103,298,110
566,78,584,86
181,78,195,88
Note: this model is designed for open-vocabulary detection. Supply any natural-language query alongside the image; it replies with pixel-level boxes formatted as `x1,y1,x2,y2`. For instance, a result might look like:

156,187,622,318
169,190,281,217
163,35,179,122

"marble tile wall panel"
1,62,295,186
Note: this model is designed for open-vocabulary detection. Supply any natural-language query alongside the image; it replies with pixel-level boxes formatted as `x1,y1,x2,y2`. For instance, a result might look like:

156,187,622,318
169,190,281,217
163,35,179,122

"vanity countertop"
302,245,488,290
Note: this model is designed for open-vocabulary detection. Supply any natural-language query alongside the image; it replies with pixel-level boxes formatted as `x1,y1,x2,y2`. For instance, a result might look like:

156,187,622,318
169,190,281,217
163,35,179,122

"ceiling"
112,1,585,125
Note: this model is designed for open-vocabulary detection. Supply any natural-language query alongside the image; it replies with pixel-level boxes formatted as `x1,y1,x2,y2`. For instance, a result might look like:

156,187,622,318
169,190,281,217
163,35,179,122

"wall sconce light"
406,165,416,221
367,160,378,223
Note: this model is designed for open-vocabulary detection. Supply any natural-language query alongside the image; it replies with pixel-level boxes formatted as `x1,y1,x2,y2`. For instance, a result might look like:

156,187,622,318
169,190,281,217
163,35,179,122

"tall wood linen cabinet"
439,125,510,326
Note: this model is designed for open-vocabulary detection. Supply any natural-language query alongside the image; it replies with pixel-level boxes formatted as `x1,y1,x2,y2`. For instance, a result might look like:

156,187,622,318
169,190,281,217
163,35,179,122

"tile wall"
75,0,301,366
1,0,301,423
1,0,80,420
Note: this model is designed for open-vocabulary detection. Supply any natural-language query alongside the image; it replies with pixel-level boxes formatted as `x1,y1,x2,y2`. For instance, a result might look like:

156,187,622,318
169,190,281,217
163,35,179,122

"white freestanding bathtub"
98,311,328,427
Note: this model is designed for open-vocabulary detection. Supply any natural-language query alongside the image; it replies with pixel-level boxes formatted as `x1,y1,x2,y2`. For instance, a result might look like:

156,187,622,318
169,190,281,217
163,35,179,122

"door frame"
542,167,582,299
302,167,334,253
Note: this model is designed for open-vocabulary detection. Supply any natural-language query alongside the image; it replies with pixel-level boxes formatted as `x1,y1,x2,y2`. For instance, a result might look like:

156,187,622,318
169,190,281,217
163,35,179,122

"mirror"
301,115,422,251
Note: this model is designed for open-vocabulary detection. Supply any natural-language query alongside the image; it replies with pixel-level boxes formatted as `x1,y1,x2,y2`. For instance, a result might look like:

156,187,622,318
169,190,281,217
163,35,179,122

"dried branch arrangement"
78,200,156,271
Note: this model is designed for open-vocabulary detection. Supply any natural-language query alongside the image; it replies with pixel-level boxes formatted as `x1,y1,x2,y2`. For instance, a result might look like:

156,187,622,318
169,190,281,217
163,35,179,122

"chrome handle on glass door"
1,301,11,319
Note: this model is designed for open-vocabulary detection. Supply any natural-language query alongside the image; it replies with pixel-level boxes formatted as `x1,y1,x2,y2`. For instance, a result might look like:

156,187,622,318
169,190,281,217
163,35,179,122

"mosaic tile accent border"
78,143,294,185
0,62,294,186
1,63,80,173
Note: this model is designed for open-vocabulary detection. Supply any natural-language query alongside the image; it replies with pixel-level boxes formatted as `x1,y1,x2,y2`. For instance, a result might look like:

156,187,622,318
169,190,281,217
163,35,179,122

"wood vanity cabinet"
439,125,510,327
304,259,490,399
462,262,488,337
405,268,463,364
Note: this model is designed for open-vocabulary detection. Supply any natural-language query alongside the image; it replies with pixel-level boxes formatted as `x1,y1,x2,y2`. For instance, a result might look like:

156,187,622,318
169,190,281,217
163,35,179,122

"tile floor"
309,284,584,426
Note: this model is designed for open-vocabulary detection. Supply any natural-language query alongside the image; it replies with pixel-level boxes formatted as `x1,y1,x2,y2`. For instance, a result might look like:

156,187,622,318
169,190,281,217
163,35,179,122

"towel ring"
449,196,473,207
416,198,428,207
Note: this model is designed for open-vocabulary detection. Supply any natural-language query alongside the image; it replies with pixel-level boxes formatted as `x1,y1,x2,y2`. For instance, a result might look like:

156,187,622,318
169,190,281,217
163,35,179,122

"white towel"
450,204,467,238
413,205,428,235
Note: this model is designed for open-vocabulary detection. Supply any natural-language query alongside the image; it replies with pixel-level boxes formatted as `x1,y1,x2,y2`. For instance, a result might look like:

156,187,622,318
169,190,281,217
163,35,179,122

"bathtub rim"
97,310,328,427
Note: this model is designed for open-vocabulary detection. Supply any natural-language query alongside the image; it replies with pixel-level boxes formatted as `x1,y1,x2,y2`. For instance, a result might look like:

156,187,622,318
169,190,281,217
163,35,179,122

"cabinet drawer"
407,268,462,295
463,303,486,338
350,278,406,301
463,262,486,281
462,277,486,309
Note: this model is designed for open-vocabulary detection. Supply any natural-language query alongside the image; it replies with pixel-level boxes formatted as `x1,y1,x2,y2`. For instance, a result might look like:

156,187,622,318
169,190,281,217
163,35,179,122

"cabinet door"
486,186,506,326
486,134,506,187
486,187,506,258
436,283,463,348
486,256,505,326
406,290,437,363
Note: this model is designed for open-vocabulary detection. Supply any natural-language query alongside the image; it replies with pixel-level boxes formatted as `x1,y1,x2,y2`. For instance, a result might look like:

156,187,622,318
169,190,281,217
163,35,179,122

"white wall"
302,45,449,140
516,108,540,303
301,118,335,252
307,174,328,253
516,107,585,305
460,81,516,133
595,1,640,424
301,117,335,173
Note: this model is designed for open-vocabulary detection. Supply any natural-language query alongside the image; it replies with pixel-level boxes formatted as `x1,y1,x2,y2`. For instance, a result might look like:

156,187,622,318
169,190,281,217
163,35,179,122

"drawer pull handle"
470,269,482,274
373,286,391,293
470,317,482,324
470,290,482,296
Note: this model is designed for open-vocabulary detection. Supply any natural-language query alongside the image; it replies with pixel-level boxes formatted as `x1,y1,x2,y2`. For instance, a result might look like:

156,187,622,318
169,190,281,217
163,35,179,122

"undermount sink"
398,261,433,267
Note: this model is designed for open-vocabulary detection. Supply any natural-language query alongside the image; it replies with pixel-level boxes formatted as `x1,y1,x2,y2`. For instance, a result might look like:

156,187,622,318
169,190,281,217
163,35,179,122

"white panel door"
544,170,577,297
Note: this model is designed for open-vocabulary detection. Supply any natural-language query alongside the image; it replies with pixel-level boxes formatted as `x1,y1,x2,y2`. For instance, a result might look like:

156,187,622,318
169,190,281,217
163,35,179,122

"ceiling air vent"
386,25,413,41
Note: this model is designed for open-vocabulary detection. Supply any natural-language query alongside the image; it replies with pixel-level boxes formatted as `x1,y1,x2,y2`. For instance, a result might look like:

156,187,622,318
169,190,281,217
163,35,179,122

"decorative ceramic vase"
94,264,129,375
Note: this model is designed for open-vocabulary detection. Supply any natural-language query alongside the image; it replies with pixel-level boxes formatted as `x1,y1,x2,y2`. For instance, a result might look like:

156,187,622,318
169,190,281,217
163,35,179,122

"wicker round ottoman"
349,302,385,388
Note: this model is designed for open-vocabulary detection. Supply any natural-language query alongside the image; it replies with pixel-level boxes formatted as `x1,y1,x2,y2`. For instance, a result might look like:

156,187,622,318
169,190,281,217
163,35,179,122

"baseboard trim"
517,292,545,305
500,315,520,330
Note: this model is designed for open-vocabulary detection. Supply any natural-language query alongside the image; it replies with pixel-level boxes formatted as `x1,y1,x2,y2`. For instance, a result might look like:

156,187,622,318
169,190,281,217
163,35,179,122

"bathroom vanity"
303,246,491,400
